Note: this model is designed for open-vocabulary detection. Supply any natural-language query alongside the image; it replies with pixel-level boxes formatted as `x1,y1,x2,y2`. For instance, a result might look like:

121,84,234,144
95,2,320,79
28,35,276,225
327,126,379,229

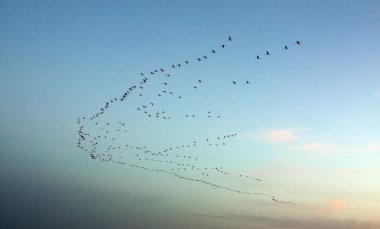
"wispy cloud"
191,213,380,229
250,128,308,143
326,198,347,213
290,142,339,154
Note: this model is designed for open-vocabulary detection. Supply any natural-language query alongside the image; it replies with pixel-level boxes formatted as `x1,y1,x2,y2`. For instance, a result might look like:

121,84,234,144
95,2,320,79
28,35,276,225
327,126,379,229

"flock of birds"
77,36,303,205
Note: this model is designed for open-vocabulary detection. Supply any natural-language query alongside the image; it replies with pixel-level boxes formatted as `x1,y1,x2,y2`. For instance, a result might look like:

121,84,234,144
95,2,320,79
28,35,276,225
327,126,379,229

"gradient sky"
1,0,380,228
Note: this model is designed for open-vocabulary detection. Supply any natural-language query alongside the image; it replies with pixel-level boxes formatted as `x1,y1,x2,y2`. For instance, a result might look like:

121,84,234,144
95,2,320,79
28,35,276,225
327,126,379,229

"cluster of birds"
77,36,302,205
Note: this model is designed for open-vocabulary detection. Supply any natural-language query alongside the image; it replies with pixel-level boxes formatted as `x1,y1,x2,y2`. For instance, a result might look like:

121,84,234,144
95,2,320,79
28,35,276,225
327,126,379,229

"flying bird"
295,40,302,45
228,36,232,41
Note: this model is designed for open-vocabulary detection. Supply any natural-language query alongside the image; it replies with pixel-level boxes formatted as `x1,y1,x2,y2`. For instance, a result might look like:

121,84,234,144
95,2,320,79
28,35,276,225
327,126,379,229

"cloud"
191,213,380,229
253,129,298,143
327,198,347,213
296,142,326,150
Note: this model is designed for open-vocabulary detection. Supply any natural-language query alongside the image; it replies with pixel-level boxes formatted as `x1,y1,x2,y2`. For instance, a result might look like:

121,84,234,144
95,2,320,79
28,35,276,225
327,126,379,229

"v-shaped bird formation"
77,36,303,205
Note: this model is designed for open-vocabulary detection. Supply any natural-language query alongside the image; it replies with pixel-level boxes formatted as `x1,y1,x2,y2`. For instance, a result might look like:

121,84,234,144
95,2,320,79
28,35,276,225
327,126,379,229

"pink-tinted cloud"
255,129,297,143
295,142,327,151
327,198,347,213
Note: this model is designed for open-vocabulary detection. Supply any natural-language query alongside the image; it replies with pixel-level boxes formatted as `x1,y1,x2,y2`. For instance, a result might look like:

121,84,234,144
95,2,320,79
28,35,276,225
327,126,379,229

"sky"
1,0,380,228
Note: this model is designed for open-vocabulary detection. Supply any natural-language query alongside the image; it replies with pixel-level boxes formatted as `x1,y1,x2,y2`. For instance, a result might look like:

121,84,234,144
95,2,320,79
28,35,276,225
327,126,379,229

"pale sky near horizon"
1,1,380,228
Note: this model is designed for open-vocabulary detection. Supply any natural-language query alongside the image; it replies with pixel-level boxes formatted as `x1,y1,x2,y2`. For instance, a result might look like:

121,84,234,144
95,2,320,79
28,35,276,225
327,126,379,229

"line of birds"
77,36,301,205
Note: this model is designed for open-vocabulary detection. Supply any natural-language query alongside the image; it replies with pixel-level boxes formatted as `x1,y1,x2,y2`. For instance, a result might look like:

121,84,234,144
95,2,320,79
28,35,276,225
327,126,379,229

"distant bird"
228,36,232,41
211,49,216,53
185,61,189,64
172,64,175,68
193,86,197,89
203,56,207,59
197,58,201,61
295,40,302,45
160,68,165,72
232,81,236,84
256,55,261,60
198,80,202,83
220,44,225,48
284,45,289,50
166,74,171,77
163,82,168,85
245,80,250,84
177,64,181,68
140,73,144,76
266,51,271,55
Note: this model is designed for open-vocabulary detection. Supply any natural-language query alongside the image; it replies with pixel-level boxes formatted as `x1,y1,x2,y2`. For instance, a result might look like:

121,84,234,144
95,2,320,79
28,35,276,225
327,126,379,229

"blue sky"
1,1,380,228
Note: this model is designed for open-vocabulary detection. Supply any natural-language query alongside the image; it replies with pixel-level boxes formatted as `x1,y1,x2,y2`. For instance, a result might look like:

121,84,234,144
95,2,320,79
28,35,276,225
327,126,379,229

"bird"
228,36,232,41
163,82,168,85
211,49,216,53
166,74,171,77
197,57,201,61
160,68,165,72
295,40,302,45
284,45,289,50
203,56,207,59
266,51,271,55
220,44,225,48
245,80,250,84
256,55,261,60
140,73,144,76
172,64,175,68
185,61,189,64
177,64,181,68
198,80,202,83
232,81,236,85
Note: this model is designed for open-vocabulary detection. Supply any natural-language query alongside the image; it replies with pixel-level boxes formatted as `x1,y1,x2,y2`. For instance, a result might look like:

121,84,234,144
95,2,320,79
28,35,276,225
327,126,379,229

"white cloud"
250,128,310,143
